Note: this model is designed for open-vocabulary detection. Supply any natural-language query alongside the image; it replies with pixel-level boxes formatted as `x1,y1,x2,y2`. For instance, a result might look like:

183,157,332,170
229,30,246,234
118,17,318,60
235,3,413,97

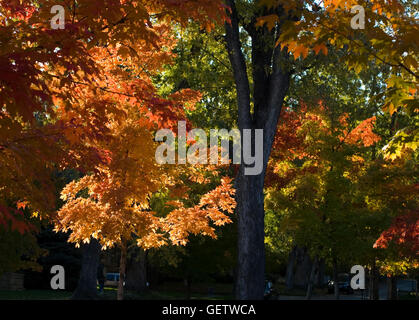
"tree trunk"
71,238,101,300
294,247,312,288
224,0,291,300
369,261,379,300
125,248,147,294
333,258,340,300
285,246,297,290
117,242,127,300
316,259,325,288
387,276,397,300
235,172,266,299
306,256,318,300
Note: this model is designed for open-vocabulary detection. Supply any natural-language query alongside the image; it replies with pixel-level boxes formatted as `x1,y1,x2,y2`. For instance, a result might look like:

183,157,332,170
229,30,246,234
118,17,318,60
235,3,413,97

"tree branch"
224,0,252,130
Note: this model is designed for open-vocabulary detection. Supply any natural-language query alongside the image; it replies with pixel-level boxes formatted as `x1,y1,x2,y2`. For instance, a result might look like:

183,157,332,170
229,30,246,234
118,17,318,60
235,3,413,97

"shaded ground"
0,283,234,300
279,279,418,300
0,280,416,300
0,289,72,300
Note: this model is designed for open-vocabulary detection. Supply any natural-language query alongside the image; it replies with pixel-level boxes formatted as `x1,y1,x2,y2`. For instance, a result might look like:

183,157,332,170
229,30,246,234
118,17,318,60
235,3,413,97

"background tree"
1,0,230,299
222,0,417,298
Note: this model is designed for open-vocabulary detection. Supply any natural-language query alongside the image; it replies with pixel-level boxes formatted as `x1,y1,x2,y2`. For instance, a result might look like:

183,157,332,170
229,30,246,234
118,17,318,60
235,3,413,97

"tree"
71,238,101,300
55,101,236,300
0,226,43,276
0,0,228,231
1,0,231,298
125,246,148,294
374,210,419,276
265,104,388,296
265,101,418,298
223,0,417,298
373,145,418,278
2,0,417,300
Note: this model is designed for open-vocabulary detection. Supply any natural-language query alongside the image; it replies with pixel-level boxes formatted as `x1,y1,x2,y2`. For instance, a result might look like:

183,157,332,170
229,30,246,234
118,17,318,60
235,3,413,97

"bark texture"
125,248,147,294
224,0,291,300
71,238,101,300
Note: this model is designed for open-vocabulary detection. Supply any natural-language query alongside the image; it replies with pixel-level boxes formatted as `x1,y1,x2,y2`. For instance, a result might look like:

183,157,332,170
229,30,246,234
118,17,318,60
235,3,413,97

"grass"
0,289,72,300
398,292,418,300
2,287,416,300
275,283,329,297
0,283,234,300
9,282,415,300
100,283,234,300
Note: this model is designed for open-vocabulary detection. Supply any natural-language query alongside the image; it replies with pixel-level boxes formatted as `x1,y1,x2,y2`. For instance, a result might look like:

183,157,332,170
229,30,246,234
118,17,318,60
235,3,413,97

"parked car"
327,273,354,294
104,273,120,287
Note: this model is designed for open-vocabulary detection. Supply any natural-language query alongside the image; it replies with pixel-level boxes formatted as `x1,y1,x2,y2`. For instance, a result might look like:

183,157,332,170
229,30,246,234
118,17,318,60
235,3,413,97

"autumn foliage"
374,210,419,257
1,0,417,299
265,102,418,276
0,0,229,231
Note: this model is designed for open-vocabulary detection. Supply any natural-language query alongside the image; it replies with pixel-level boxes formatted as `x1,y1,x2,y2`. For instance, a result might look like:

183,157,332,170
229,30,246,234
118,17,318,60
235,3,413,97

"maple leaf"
256,14,279,31
313,43,328,55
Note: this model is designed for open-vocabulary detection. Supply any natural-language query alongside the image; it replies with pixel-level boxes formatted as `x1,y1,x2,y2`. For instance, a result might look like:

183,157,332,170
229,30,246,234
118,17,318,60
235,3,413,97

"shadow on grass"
0,289,72,300
0,287,233,300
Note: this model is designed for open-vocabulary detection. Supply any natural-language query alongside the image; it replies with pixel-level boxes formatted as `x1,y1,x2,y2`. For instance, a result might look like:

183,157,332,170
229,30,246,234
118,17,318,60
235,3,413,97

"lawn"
0,290,72,300
0,283,234,300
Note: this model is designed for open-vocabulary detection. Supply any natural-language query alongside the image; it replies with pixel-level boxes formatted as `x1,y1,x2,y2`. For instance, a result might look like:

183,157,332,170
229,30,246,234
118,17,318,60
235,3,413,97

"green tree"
223,0,417,298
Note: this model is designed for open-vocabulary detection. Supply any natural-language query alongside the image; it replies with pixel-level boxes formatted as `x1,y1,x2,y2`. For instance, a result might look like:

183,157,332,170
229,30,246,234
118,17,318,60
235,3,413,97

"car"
327,273,354,294
104,273,120,287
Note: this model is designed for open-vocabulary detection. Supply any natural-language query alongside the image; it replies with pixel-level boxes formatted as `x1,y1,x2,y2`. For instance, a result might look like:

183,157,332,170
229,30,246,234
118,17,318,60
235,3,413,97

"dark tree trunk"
316,259,325,288
117,242,127,300
373,271,380,299
333,258,340,300
369,261,379,300
387,276,397,300
294,247,312,288
285,246,297,290
235,173,266,299
71,238,101,300
306,256,318,300
224,0,291,300
368,268,373,299
125,248,147,294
